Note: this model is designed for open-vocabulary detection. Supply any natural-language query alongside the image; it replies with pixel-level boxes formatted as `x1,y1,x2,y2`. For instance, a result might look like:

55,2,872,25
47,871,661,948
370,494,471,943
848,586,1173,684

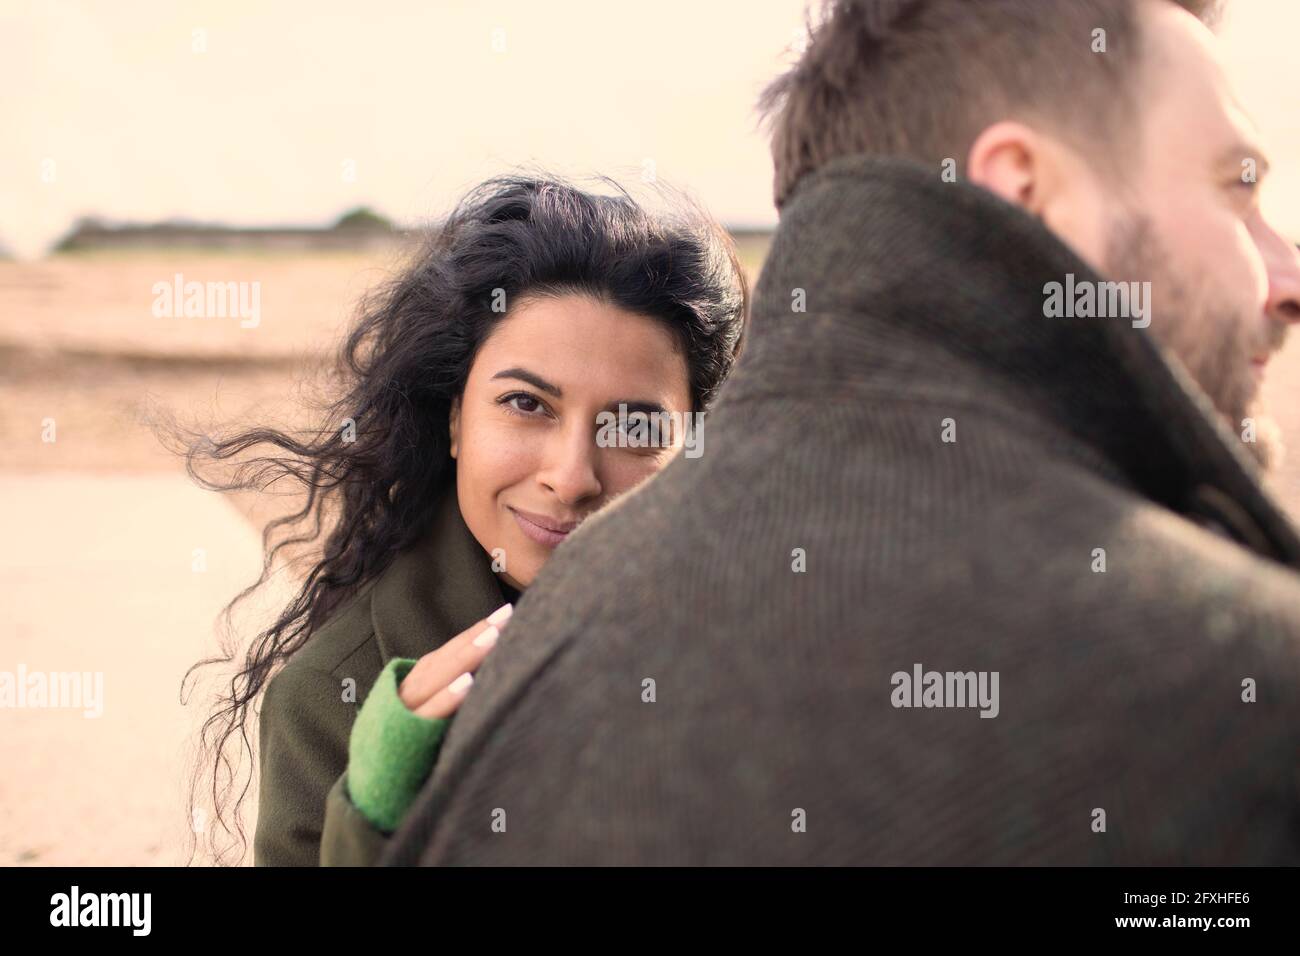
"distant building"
52,207,408,254
48,208,775,261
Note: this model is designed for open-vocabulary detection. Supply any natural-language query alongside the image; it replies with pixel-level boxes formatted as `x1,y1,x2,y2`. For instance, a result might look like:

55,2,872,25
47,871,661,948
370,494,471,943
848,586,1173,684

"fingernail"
472,624,500,649
448,672,474,695
487,603,514,626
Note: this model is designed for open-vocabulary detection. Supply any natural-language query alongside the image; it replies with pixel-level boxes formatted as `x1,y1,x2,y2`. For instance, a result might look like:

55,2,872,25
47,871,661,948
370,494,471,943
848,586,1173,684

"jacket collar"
370,487,510,661
739,155,1300,565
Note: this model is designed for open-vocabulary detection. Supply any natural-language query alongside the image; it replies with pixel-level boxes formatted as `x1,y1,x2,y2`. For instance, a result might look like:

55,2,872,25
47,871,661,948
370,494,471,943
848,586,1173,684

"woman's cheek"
602,449,673,497
468,419,542,494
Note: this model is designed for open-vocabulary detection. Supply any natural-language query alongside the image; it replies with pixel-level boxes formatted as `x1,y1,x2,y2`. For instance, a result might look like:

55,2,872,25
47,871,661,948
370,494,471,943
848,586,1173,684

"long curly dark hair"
177,174,749,865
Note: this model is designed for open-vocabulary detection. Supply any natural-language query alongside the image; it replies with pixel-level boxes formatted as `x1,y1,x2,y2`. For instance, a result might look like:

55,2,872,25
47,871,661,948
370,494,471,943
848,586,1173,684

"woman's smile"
509,505,581,548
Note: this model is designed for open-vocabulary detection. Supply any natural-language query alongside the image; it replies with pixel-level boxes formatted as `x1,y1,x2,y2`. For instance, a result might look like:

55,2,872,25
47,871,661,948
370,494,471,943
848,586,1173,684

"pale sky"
2,0,1297,259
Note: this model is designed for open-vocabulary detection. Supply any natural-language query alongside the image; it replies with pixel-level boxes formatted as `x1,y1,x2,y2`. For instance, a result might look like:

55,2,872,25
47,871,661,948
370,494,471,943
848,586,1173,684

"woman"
181,174,748,866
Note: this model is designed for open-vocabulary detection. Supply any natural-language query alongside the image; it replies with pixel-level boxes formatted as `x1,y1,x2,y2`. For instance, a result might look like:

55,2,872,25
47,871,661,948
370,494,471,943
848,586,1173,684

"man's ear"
965,121,1049,214
448,395,461,459
968,119,1114,272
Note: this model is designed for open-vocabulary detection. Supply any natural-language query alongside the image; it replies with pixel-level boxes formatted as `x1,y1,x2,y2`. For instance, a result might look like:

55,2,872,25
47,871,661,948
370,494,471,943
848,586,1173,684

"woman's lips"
509,507,579,549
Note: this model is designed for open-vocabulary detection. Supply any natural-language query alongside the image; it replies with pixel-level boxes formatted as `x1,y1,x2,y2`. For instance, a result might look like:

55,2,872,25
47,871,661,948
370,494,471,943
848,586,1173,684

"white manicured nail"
473,624,500,649
487,603,514,626
448,672,474,695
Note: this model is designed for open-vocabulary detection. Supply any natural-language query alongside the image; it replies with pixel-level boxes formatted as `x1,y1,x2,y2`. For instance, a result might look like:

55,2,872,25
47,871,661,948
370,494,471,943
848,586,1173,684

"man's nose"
1261,224,1300,326
537,423,602,504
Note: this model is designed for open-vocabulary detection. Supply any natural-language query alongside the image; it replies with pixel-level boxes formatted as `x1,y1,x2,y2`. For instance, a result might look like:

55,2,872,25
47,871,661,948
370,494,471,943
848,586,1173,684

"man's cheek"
1198,207,1264,295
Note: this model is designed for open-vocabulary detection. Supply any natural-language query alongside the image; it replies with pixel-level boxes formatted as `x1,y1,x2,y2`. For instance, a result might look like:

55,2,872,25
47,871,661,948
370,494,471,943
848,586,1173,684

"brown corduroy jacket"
383,156,1300,865
254,490,509,866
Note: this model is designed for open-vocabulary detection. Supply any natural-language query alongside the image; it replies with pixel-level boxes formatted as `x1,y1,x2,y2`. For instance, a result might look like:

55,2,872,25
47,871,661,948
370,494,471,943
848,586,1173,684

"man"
384,0,1300,864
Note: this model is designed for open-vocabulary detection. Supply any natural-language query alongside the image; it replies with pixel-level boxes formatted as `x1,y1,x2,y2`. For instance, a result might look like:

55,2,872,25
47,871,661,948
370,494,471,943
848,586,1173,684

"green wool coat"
254,489,510,866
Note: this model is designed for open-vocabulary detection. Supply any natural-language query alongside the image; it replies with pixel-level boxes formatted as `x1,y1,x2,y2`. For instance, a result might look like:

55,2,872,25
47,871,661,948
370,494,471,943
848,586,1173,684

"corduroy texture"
345,657,451,833
384,156,1300,866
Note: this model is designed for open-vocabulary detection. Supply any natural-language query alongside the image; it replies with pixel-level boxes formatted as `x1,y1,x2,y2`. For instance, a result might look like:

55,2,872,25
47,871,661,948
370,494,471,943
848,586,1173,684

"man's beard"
1103,214,1286,471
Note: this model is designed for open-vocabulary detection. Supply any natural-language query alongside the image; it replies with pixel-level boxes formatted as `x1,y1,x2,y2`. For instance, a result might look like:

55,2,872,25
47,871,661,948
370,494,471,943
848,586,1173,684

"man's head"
761,0,1300,469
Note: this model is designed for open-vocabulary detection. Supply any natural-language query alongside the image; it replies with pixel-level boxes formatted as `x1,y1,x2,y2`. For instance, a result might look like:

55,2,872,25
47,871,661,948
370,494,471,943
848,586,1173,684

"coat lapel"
369,488,510,662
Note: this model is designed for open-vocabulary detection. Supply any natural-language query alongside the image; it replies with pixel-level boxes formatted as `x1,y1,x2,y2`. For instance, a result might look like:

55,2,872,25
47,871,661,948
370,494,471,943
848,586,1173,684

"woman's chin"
498,568,531,591
495,545,542,590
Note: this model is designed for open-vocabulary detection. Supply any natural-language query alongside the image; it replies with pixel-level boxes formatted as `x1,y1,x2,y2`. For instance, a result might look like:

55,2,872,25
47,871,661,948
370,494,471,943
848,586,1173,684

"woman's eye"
501,392,546,416
614,413,675,451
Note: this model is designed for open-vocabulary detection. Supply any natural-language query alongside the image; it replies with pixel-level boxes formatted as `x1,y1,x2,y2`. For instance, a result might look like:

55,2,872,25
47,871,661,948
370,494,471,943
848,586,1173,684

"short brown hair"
760,0,1222,209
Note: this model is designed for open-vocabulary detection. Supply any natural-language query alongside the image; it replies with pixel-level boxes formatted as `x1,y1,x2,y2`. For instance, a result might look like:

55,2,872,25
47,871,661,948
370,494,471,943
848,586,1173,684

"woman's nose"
536,422,602,504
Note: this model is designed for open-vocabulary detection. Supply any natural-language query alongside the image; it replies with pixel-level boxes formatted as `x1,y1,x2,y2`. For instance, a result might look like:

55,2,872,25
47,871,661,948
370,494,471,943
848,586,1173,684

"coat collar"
370,487,510,661
741,155,1300,565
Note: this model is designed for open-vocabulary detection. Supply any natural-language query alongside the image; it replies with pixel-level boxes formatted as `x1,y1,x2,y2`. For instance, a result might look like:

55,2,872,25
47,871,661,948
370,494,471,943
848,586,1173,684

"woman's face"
450,293,693,589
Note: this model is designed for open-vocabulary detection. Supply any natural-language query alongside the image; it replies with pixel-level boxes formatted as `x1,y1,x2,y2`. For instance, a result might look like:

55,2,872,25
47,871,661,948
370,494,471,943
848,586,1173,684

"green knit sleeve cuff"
346,657,452,834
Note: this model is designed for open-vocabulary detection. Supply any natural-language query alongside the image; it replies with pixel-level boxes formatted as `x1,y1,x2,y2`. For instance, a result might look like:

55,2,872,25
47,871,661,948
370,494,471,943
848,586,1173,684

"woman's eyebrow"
607,400,669,415
491,367,562,398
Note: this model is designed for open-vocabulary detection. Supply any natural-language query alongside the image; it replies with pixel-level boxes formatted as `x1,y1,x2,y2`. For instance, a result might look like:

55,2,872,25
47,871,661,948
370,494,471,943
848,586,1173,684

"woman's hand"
397,603,514,719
